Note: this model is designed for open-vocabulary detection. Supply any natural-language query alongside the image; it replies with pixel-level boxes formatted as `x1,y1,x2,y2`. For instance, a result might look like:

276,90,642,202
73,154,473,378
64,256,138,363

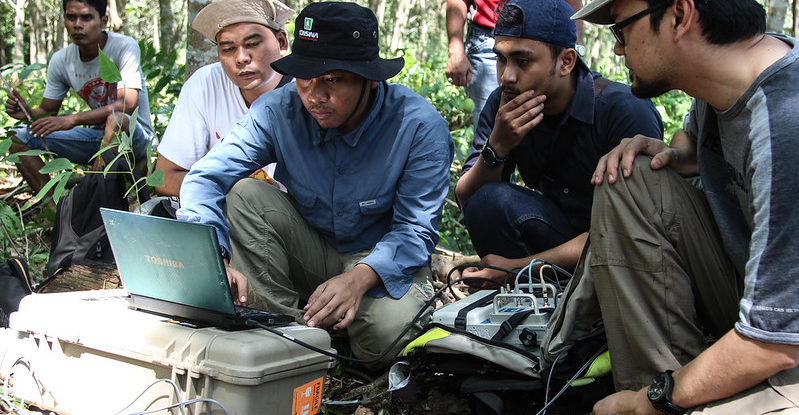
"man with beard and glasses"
5,0,152,194
539,0,799,413
176,2,453,369
454,0,662,287
153,0,294,197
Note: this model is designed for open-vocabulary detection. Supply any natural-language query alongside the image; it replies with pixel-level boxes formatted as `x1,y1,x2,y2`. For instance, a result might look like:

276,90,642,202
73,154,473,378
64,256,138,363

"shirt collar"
565,66,597,126
311,81,387,148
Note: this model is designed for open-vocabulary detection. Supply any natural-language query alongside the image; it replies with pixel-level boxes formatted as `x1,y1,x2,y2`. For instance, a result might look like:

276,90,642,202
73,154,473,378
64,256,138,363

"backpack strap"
6,257,32,293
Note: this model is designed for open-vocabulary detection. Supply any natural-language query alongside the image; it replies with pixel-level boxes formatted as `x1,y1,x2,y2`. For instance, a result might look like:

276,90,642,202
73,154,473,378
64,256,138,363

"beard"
629,70,672,98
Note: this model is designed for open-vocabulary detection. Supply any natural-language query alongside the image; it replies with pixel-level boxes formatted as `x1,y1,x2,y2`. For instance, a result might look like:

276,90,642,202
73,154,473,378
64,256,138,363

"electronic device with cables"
432,261,564,352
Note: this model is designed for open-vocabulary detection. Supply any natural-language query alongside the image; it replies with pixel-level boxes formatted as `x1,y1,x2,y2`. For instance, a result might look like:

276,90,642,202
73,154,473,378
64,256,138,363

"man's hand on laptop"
303,264,380,330
224,259,248,306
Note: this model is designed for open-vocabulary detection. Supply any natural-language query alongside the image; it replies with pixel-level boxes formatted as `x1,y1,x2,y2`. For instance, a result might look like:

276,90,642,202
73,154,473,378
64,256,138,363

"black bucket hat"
271,2,404,80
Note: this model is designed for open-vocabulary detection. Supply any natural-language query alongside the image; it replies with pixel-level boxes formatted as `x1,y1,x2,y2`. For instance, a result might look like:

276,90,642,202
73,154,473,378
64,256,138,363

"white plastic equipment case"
1,290,335,415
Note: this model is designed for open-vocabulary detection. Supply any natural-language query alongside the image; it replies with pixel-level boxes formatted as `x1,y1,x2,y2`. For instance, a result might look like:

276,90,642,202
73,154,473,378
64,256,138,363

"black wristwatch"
219,245,231,261
480,142,506,168
648,370,688,415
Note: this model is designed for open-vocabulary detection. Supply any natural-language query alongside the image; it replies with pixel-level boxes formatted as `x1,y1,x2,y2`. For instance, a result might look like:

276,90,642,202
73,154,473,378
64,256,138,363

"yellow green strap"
402,327,452,356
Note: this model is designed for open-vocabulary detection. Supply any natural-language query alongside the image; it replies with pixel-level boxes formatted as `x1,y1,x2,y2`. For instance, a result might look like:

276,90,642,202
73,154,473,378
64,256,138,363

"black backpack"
0,257,32,327
45,152,149,277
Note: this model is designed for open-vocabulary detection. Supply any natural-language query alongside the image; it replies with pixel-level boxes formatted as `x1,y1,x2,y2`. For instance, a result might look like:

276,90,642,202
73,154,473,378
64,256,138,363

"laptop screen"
100,208,237,315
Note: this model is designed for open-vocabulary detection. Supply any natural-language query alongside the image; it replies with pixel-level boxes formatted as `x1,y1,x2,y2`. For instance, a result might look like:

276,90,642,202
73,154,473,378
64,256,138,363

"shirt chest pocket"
357,190,394,216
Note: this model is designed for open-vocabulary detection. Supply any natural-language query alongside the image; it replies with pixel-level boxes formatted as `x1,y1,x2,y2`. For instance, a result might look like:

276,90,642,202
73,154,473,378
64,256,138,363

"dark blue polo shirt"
462,67,664,231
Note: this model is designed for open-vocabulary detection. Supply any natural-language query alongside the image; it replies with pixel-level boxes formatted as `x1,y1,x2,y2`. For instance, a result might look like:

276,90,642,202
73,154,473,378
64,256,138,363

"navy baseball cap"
494,0,578,49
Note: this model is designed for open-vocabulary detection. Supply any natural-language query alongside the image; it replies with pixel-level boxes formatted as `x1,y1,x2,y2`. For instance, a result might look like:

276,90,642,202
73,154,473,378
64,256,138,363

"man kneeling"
176,2,454,368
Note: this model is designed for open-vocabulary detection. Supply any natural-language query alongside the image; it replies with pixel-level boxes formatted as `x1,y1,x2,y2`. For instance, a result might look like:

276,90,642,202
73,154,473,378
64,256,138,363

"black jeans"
462,182,581,258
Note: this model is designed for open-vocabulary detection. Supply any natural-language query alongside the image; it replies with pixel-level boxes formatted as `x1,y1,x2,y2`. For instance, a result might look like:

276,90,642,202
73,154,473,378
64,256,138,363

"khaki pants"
541,156,799,412
224,179,433,368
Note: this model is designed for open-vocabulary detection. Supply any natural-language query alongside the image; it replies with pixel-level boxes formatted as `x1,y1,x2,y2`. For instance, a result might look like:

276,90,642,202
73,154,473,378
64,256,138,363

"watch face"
648,374,666,401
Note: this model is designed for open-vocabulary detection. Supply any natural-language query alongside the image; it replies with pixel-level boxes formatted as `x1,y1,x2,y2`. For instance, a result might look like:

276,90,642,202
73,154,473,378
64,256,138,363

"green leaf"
38,157,74,174
153,77,170,94
0,138,12,155
128,107,139,138
19,63,46,80
146,169,164,187
98,49,122,83
24,173,64,209
51,171,73,203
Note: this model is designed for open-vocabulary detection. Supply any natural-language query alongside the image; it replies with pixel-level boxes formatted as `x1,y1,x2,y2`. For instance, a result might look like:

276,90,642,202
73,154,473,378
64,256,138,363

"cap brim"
271,54,404,81
571,0,614,25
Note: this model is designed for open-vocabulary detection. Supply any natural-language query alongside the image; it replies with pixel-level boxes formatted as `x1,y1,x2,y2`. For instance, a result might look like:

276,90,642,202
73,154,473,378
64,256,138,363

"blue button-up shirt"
177,81,454,298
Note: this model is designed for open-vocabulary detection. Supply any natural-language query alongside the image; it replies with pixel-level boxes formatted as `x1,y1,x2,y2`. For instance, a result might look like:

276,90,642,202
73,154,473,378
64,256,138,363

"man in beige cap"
153,0,293,196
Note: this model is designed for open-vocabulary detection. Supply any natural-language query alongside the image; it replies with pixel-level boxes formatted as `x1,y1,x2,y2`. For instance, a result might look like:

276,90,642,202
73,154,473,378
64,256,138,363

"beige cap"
191,0,294,43
570,0,614,25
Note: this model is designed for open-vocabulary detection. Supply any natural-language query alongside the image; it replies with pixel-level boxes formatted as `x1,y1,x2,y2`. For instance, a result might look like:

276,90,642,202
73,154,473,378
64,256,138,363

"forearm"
668,129,699,176
154,155,188,197
672,329,799,408
446,0,468,53
455,159,504,205
530,232,587,272
70,98,137,127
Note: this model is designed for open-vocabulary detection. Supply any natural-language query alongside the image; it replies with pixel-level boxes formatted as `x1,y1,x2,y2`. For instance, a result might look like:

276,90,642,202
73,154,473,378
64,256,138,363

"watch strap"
481,142,506,168
219,245,231,261
649,370,688,415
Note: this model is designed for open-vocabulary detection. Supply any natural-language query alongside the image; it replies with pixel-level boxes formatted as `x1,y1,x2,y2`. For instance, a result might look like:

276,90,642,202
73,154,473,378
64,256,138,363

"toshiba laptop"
100,208,294,330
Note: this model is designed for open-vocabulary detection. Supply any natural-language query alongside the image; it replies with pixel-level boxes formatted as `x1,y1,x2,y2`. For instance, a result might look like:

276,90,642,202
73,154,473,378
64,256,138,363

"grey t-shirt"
686,34,799,345
44,31,153,137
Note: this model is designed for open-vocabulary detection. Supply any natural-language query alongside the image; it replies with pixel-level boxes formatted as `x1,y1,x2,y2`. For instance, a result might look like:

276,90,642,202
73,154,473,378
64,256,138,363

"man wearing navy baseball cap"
176,2,454,367
455,0,662,287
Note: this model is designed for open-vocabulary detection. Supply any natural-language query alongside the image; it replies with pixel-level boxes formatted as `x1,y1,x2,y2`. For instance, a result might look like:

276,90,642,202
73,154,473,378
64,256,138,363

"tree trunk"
390,0,413,53
766,0,789,33
12,0,26,62
158,0,181,52
185,0,217,78
107,0,124,31
418,0,428,62
793,0,798,36
373,0,386,29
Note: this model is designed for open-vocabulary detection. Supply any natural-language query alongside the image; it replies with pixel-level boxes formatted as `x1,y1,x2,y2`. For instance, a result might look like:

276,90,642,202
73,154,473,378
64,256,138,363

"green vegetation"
0,24,699,272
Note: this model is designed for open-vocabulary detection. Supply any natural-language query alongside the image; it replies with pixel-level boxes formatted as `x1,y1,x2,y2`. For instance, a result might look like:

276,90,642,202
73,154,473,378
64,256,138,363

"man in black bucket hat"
176,2,454,368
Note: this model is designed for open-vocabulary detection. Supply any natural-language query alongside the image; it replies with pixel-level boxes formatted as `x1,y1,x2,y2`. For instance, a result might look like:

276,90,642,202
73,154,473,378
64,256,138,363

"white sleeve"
114,37,144,90
156,74,213,170
42,50,71,101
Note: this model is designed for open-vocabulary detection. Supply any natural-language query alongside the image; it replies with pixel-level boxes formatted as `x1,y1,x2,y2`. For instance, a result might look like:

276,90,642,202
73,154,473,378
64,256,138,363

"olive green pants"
541,156,799,412
223,178,433,368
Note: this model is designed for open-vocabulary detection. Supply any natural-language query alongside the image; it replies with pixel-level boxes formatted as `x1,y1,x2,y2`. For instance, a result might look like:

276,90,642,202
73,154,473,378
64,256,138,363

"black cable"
445,263,515,300
534,344,608,415
246,275,505,364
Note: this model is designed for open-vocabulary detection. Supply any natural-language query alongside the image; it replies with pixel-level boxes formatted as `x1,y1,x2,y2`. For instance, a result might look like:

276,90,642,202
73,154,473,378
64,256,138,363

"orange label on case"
292,376,324,415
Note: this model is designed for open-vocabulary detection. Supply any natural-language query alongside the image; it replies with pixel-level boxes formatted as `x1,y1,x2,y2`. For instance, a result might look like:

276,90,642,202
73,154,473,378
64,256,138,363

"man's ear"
101,14,108,28
369,80,380,89
558,48,578,77
276,29,289,53
671,0,696,41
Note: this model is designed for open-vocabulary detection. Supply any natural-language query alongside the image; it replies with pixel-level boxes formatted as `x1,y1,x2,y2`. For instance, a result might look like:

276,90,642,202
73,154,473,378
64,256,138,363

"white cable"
514,259,543,294
112,378,186,415
125,397,231,415
539,264,551,307
2,357,45,413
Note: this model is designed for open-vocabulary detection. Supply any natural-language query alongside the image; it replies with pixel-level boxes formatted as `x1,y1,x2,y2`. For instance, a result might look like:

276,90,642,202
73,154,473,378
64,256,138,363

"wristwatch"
219,245,231,261
647,370,688,415
480,142,506,168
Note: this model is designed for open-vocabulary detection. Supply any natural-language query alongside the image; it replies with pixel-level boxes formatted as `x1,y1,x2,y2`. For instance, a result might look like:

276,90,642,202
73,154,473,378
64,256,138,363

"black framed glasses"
610,5,666,46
